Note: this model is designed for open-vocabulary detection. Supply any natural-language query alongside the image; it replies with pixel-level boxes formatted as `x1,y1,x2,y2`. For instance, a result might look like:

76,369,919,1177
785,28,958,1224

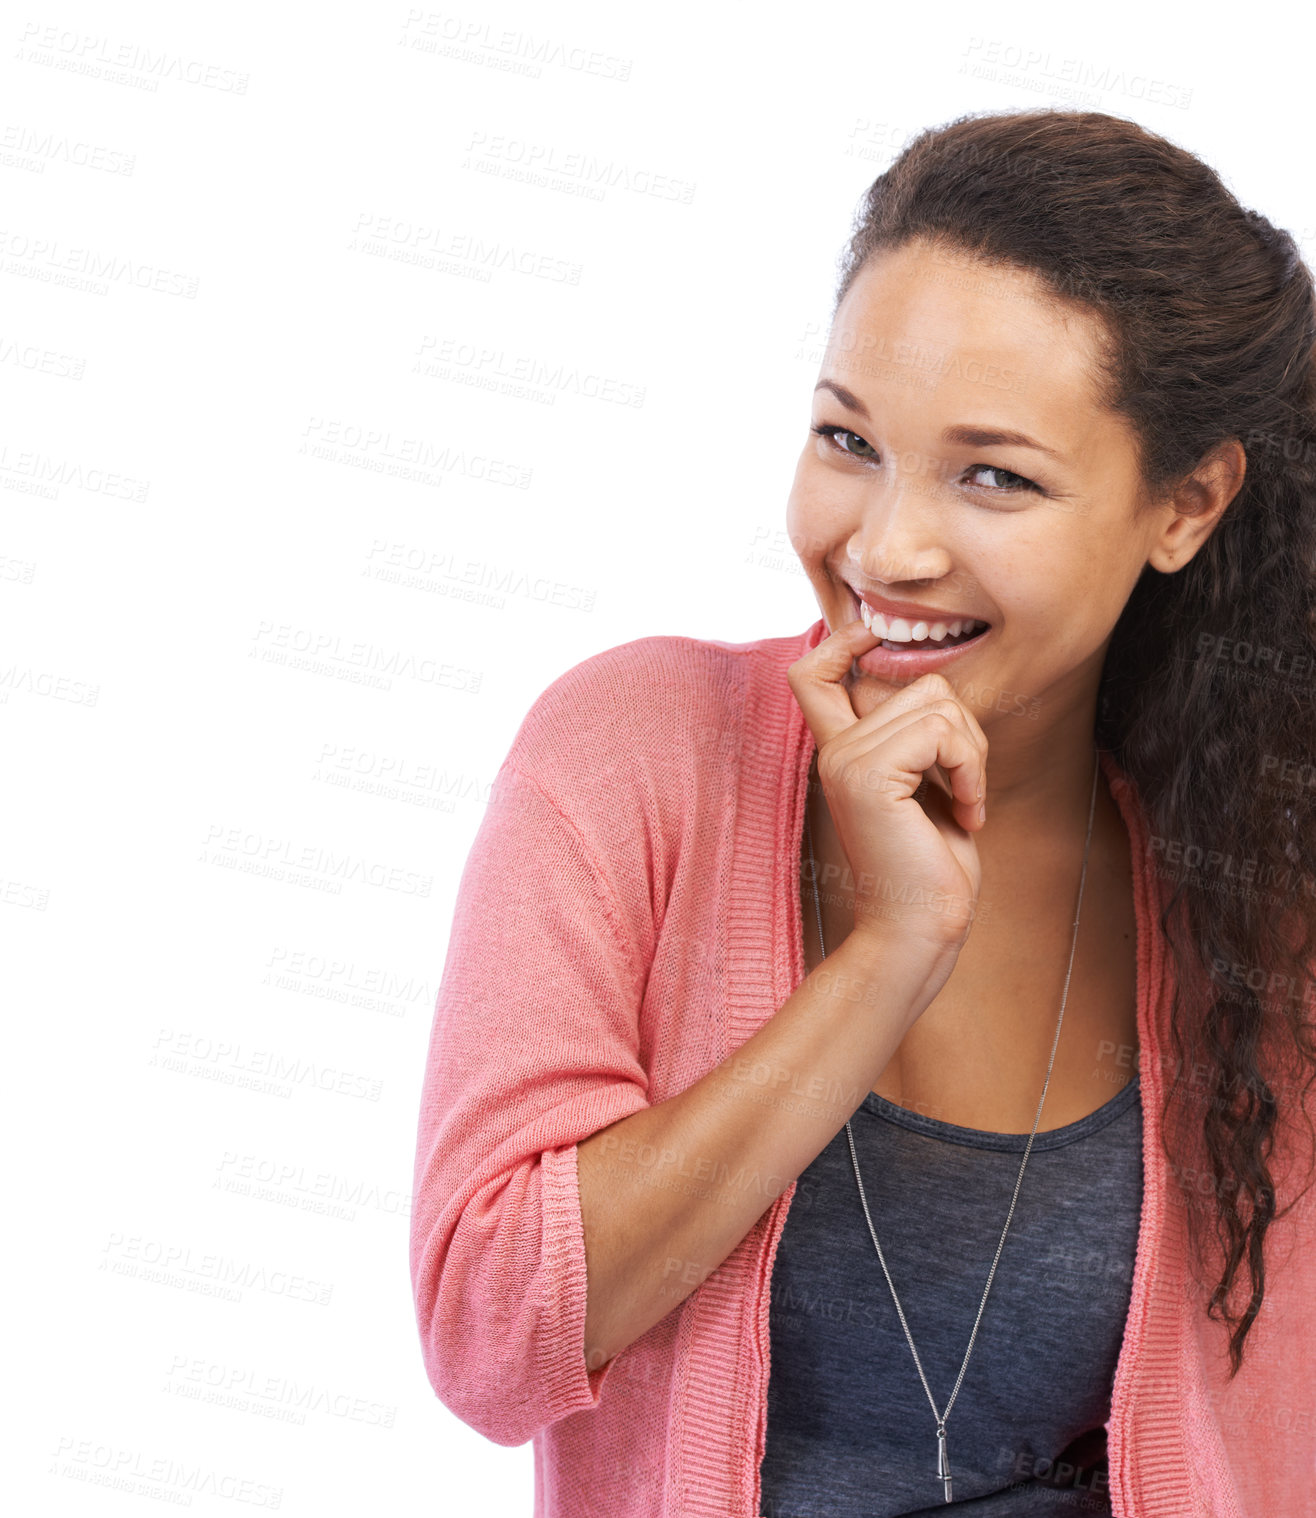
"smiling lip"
844,583,987,627
851,620,992,680
841,584,991,638
838,585,993,680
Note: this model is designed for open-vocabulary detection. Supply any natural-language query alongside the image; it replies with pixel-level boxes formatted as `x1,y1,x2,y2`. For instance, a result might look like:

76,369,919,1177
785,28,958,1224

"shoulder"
501,625,814,817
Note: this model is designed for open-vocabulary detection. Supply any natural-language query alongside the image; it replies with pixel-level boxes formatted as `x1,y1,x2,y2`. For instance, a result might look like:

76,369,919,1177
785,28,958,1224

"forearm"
578,928,952,1370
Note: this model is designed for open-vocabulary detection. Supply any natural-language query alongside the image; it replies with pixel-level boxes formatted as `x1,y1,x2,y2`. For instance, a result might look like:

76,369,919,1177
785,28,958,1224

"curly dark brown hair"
831,107,1316,1378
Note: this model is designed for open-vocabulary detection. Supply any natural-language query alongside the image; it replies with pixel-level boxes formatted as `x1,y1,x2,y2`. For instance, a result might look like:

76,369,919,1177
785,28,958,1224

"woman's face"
787,238,1181,738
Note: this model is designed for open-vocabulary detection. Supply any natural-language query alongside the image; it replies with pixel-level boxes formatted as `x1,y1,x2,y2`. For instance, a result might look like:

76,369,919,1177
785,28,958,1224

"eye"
962,463,1039,494
810,424,1043,497
811,423,877,460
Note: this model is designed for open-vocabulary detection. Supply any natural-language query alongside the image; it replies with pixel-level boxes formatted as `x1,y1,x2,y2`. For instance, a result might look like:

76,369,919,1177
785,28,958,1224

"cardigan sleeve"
409,757,655,1447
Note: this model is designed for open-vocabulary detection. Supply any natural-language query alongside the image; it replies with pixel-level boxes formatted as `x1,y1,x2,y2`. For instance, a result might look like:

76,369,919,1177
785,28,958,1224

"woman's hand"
787,616,988,957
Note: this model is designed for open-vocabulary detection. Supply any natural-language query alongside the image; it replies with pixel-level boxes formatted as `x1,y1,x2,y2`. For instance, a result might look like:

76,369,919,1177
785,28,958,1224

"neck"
976,719,1102,853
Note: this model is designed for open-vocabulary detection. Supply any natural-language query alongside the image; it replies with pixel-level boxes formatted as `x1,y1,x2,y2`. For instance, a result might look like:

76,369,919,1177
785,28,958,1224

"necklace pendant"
937,1425,952,1503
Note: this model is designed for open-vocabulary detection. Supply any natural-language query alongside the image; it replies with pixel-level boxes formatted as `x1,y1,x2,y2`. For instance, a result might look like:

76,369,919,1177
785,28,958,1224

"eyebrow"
813,378,1066,462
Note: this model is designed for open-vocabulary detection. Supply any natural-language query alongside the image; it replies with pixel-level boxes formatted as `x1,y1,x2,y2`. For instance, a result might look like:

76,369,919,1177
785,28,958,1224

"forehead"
826,243,1116,434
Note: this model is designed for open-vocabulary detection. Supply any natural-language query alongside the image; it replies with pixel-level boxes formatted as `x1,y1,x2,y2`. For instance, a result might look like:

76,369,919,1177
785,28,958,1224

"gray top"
758,1072,1143,1516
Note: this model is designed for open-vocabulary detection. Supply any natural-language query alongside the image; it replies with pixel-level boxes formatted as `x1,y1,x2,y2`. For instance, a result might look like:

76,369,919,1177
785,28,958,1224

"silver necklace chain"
803,747,1100,1504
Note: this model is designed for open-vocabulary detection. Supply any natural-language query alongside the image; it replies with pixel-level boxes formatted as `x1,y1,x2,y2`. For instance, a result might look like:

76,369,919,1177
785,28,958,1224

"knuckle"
843,759,874,795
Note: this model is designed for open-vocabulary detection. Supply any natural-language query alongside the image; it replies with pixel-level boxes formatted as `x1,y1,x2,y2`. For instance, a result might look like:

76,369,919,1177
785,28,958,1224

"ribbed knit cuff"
538,1106,651,1419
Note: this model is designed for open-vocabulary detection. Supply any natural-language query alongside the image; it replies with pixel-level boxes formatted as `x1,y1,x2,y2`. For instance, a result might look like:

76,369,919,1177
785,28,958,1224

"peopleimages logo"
17,23,249,93
200,821,435,897
397,10,634,80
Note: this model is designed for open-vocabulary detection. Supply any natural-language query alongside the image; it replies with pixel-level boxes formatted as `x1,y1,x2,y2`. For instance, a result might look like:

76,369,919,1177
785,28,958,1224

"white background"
7,1,1313,1513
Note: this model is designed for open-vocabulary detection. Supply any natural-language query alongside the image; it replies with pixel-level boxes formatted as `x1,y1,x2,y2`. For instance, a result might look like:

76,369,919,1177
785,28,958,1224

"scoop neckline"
856,1070,1141,1151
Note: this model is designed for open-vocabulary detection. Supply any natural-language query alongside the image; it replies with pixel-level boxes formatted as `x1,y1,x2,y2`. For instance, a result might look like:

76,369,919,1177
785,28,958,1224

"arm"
578,926,952,1371
409,760,652,1447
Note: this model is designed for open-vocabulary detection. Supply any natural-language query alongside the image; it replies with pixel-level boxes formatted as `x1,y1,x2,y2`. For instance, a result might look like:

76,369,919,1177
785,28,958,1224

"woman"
409,108,1316,1516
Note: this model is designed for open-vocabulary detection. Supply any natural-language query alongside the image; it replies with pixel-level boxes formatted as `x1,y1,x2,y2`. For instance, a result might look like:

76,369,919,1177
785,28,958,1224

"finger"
895,710,985,830
834,673,989,788
851,671,991,755
834,712,982,830
786,617,880,750
829,700,987,829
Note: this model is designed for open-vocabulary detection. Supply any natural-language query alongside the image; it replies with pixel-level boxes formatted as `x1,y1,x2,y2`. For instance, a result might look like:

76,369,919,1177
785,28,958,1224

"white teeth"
857,599,984,643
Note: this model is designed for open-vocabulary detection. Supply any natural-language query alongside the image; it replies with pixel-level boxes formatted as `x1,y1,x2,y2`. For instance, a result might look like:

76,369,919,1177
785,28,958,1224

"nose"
844,485,952,588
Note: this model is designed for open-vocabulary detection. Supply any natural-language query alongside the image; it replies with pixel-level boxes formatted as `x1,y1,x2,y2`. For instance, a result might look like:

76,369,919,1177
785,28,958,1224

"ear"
1145,438,1246,573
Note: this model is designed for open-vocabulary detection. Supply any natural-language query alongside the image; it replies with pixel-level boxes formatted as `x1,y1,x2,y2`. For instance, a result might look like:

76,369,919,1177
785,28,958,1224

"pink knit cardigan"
410,617,1316,1516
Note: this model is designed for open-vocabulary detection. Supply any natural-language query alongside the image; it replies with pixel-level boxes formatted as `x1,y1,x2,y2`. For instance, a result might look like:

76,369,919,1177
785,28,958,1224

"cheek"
785,498,830,570
1005,601,1106,674
787,471,852,560
784,471,818,526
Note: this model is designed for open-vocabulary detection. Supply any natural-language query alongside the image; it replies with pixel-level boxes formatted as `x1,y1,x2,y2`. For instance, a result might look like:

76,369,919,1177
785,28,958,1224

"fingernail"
978,801,986,825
